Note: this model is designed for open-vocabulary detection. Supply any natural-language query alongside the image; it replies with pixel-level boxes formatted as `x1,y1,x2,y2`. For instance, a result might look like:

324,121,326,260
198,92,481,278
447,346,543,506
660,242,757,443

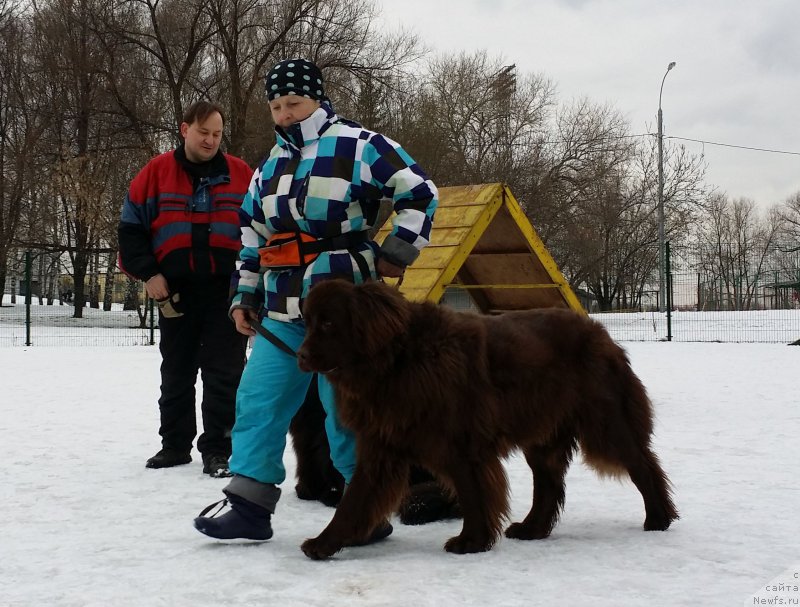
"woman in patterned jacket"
194,58,438,542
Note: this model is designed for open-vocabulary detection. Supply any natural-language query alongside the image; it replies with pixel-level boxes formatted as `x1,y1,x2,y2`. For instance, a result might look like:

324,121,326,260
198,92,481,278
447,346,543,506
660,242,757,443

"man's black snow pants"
156,277,246,458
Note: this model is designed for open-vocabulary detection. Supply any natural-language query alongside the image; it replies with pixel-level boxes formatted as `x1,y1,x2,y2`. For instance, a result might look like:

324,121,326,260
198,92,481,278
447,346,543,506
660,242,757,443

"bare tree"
777,191,800,252
203,0,426,163
398,50,553,194
90,1,164,156
203,0,331,159
533,103,708,310
102,0,216,142
525,99,635,308
23,0,135,317
0,4,47,298
694,194,781,310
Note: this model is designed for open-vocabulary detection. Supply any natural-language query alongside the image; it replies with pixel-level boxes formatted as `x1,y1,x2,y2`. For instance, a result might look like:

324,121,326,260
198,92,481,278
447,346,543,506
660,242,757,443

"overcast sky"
376,0,800,211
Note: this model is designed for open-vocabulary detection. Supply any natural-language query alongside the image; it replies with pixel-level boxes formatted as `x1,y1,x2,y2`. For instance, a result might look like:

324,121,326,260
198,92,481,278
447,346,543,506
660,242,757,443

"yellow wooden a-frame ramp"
375,183,584,314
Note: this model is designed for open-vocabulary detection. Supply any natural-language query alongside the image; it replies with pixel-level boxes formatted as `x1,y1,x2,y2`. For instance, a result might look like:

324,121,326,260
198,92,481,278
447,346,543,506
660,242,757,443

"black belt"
302,230,370,254
301,231,372,278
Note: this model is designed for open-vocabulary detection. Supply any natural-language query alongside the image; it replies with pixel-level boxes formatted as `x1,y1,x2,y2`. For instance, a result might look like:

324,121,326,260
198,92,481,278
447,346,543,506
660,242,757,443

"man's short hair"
182,101,225,126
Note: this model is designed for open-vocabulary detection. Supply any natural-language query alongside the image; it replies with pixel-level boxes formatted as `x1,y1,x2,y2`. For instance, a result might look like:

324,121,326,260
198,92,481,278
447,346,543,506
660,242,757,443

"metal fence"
593,307,800,343
5,278,800,346
3,245,800,346
1,249,159,346
0,293,157,346
1,251,158,346
591,242,800,343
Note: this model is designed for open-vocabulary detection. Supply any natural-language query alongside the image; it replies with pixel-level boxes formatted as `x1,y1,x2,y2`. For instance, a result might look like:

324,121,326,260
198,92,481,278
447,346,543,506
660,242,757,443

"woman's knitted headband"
265,59,326,102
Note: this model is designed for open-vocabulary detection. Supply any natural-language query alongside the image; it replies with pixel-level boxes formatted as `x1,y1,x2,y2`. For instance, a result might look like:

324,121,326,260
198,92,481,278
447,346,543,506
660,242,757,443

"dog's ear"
352,281,411,356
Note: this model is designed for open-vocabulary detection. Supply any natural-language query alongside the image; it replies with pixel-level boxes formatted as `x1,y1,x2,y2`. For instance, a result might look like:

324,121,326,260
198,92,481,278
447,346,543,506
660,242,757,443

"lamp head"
667,61,676,71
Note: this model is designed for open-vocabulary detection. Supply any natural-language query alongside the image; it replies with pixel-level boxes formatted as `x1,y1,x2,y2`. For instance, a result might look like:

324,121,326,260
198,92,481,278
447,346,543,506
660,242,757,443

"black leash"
250,321,297,358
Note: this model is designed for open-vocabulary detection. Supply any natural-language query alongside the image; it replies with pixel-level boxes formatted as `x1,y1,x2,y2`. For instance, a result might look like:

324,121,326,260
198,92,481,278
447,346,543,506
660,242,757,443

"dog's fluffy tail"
579,337,679,529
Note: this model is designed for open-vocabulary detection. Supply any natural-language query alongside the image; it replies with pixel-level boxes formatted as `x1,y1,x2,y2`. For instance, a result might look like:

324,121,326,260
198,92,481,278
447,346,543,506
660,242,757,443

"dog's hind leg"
626,448,679,531
578,375,679,532
581,426,678,531
442,455,509,554
290,382,344,507
398,466,461,526
506,431,577,540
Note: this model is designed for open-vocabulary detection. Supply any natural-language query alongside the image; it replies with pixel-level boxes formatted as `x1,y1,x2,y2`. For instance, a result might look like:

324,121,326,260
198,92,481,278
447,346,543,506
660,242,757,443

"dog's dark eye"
321,320,334,332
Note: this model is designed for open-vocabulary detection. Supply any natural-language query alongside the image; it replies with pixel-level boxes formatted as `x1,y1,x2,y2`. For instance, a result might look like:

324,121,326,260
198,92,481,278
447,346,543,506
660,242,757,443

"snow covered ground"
2,341,799,607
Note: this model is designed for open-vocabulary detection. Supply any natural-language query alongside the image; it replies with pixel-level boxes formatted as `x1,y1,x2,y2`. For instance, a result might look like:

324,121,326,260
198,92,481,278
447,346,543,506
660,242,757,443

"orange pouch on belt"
258,232,320,270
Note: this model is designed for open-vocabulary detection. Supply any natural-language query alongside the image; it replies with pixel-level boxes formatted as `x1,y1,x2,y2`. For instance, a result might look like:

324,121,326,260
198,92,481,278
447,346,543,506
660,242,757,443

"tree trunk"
102,252,116,311
47,255,59,305
72,250,89,318
137,301,149,329
123,275,140,311
88,248,100,308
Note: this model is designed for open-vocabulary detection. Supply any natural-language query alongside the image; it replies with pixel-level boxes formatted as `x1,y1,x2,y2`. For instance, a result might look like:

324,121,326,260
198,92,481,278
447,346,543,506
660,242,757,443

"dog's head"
298,279,411,375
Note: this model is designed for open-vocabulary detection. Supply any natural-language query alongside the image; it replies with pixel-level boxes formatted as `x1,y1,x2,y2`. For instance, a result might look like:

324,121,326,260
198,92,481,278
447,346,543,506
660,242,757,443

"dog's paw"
296,484,343,509
398,482,461,526
301,536,341,560
643,516,672,531
443,533,493,554
505,522,551,540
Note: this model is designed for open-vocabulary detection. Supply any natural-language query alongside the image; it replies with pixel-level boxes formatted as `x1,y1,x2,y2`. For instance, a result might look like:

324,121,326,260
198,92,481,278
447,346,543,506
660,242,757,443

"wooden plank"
392,267,443,291
410,246,460,268
436,183,502,206
376,206,486,236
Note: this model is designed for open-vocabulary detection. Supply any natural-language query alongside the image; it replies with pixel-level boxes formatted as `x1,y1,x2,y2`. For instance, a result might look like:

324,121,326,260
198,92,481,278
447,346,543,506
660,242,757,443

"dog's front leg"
443,455,509,554
301,448,408,560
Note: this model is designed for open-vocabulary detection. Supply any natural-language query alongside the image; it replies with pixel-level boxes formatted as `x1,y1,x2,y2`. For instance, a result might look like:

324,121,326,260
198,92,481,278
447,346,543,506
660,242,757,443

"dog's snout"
296,345,311,372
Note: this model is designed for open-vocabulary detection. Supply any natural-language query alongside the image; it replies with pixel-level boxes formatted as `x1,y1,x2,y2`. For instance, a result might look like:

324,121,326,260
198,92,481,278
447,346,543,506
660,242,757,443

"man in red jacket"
118,101,252,477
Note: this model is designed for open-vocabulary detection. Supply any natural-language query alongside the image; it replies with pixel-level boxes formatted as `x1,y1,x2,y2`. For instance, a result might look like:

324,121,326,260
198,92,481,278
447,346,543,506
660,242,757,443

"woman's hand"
231,308,259,337
376,257,405,278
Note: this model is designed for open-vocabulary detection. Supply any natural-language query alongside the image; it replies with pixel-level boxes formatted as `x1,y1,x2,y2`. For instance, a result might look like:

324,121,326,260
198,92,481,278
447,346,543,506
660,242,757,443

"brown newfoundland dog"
297,280,678,559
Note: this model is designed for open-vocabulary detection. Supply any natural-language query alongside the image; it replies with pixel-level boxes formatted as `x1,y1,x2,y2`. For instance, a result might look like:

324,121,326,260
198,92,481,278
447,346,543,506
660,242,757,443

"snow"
2,342,799,606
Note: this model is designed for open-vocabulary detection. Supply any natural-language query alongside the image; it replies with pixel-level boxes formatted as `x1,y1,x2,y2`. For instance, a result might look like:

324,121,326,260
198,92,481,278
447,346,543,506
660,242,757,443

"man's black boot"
145,448,192,469
202,454,232,478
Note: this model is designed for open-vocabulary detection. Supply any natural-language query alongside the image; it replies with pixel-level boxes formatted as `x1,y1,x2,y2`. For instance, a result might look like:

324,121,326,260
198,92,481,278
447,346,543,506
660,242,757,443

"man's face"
180,111,223,163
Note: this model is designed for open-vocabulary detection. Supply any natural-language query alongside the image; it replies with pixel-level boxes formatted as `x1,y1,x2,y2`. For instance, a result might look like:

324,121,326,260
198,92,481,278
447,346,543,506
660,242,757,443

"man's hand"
232,308,259,337
145,273,169,300
376,257,405,278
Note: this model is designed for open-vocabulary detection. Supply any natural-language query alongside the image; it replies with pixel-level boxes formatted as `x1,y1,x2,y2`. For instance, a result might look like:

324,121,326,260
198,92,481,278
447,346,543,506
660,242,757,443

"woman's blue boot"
194,492,273,541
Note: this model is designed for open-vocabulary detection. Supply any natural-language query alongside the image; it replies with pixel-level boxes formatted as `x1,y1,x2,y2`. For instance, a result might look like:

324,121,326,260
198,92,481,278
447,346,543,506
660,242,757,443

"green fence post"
665,241,672,342
149,297,155,346
25,251,32,346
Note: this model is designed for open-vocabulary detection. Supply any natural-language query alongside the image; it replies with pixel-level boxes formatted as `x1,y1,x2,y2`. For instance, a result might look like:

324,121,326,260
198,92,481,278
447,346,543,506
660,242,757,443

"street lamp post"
492,65,516,170
657,61,676,313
